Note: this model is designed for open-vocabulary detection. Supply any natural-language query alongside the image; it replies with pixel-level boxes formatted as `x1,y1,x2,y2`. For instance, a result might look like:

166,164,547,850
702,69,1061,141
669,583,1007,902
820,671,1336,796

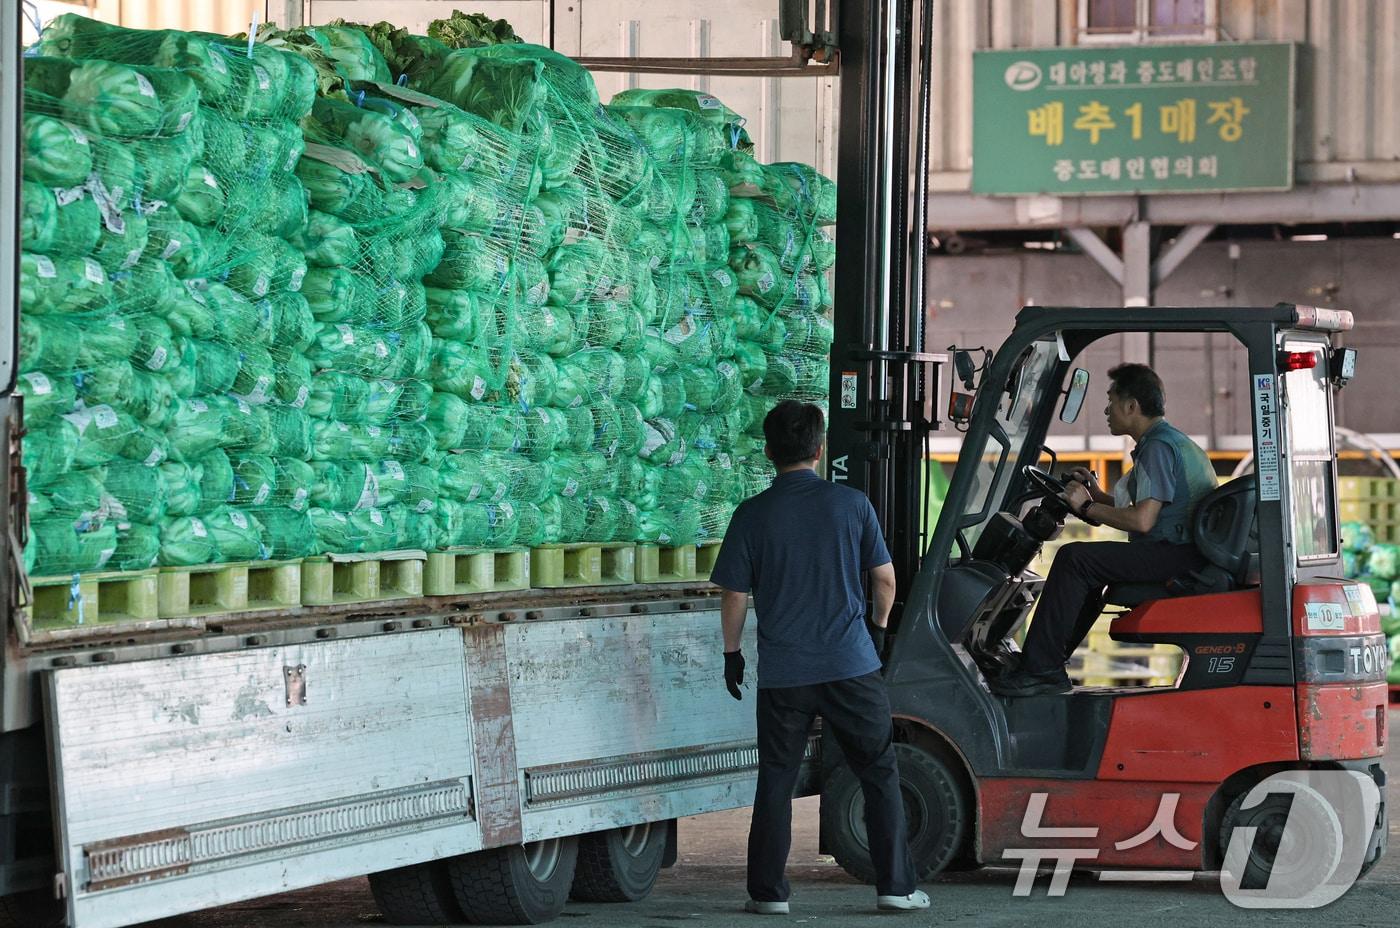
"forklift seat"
1103,475,1259,608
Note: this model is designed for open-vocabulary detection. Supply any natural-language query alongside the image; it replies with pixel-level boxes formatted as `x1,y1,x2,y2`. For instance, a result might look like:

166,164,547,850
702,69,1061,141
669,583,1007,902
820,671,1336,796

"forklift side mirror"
953,350,978,390
1060,368,1090,423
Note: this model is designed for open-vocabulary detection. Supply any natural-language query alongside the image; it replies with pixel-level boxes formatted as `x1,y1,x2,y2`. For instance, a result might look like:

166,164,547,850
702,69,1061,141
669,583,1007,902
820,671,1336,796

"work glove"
723,650,745,700
867,620,886,656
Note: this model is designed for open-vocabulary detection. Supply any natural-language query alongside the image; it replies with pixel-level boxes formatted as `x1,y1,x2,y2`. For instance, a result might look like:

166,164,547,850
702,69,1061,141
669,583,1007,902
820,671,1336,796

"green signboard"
972,42,1295,195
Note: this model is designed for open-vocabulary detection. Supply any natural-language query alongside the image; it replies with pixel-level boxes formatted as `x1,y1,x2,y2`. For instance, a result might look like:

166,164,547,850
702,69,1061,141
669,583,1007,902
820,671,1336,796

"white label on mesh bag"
758,271,776,293
466,483,483,502
207,47,228,74
63,408,93,435
191,518,208,538
698,94,722,109
134,73,156,98
96,546,115,569
293,385,309,409
230,510,250,530
337,324,354,345
147,345,168,371
253,65,270,90
82,258,105,285
491,483,508,503
291,487,309,510
471,376,487,401
695,481,708,499
712,268,733,287
189,399,208,413
374,341,389,358
528,281,548,305
176,110,193,132
289,266,306,291
143,446,165,466
366,425,382,438
202,170,219,190
22,372,52,395
357,469,380,511
67,123,88,145
161,238,183,260
596,497,610,513
562,478,580,498
382,461,405,481
416,499,433,513
54,185,84,206
92,405,118,429
370,509,385,526
247,376,272,404
121,248,143,270
498,501,515,521
253,484,271,506
33,255,56,278
658,532,672,545
234,397,251,415
253,274,270,297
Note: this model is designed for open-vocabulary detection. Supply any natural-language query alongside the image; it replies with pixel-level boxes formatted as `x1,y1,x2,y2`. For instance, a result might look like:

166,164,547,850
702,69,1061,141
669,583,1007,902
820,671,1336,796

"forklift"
820,0,1388,892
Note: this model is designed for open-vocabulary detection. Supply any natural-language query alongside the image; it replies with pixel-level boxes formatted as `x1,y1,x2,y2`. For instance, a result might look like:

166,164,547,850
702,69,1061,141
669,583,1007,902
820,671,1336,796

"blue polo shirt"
709,469,890,688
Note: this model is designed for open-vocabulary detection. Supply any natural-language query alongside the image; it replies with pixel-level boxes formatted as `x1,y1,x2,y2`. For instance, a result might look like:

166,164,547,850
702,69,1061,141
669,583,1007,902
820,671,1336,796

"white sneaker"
877,890,930,911
745,899,790,914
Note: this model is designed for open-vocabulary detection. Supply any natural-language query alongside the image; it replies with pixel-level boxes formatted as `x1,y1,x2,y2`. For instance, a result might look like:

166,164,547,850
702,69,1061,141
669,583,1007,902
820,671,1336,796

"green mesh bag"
158,514,219,566
111,522,160,571
258,507,318,559
29,519,118,576
159,462,201,518
104,460,167,524
16,371,77,426
173,163,226,226
20,253,109,315
22,112,93,186
204,506,265,562
305,97,422,184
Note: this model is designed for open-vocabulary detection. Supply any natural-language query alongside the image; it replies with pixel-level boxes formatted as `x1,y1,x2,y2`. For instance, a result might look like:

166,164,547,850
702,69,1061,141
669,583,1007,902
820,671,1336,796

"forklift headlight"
1331,347,1357,388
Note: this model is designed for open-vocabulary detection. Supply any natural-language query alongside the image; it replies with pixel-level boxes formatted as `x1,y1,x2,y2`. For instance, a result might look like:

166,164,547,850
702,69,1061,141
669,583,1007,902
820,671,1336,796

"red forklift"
819,0,1388,891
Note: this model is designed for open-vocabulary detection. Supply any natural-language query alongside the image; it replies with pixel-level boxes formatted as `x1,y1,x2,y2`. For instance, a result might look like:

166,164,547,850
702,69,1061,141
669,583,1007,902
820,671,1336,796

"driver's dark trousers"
748,672,916,902
1021,540,1206,674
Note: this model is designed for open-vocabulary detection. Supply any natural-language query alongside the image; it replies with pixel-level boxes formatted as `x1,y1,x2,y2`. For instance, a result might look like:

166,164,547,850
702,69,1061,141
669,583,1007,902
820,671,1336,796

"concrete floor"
146,710,1400,928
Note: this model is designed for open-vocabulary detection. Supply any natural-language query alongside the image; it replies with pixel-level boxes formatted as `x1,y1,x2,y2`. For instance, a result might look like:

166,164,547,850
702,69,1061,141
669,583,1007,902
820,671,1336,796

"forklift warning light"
1294,305,1355,332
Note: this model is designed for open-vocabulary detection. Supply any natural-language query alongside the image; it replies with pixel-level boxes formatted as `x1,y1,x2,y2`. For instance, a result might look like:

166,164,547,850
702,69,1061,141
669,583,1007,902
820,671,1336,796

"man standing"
993,363,1218,697
709,400,930,915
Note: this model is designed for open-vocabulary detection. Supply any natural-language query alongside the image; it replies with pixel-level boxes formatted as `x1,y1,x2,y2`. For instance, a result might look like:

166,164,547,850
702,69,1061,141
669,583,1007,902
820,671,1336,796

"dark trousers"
748,672,916,901
1021,540,1205,673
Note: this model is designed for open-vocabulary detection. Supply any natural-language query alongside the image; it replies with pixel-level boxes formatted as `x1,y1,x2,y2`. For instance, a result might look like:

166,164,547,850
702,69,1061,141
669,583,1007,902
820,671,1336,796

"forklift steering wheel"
1022,465,1068,498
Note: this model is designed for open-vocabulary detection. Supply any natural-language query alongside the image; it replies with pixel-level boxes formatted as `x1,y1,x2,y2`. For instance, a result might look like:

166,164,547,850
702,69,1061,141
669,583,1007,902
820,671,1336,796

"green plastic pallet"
695,543,722,580
425,547,530,596
158,563,250,618
530,543,636,588
301,555,424,607
31,570,160,630
635,544,698,583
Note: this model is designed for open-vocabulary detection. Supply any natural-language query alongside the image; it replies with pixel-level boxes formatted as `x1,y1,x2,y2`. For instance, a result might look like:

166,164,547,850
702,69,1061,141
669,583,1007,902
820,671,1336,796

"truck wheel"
0,890,64,928
821,743,969,884
448,837,578,925
570,822,668,902
369,860,466,925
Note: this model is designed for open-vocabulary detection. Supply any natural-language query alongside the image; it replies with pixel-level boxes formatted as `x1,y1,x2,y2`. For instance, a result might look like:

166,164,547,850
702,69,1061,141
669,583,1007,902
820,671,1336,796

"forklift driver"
991,363,1219,697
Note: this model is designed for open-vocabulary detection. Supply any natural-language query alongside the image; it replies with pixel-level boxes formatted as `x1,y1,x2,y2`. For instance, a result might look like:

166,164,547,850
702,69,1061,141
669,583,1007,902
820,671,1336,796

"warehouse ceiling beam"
1065,228,1123,285
1154,223,1216,285
926,182,1400,231
575,48,838,77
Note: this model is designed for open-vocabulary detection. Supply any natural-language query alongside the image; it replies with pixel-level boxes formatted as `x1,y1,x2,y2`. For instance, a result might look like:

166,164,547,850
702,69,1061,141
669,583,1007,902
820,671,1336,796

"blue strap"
67,574,84,625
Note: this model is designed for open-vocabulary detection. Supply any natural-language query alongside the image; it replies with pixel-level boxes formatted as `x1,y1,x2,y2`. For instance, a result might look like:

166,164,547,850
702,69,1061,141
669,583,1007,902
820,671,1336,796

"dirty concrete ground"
145,711,1400,928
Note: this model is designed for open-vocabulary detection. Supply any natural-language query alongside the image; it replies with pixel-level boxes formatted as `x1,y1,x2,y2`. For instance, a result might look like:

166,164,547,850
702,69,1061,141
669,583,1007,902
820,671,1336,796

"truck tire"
447,838,578,925
821,743,969,884
369,860,466,925
570,822,668,902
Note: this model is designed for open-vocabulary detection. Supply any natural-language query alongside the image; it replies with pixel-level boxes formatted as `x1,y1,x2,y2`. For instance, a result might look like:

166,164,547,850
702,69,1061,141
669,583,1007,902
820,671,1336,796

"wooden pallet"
425,547,530,596
157,560,303,619
635,544,698,583
530,543,636,588
301,553,424,606
30,569,160,630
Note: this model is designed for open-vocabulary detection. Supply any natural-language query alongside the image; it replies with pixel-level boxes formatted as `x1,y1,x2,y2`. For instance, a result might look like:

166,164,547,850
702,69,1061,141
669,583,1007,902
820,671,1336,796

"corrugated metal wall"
930,0,1400,186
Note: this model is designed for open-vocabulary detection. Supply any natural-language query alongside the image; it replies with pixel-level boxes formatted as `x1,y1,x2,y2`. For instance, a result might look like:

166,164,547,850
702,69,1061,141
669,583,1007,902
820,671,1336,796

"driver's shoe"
989,667,1072,696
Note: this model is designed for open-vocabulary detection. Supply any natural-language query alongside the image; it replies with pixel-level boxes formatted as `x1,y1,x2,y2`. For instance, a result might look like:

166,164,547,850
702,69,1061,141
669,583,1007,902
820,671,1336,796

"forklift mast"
827,0,946,608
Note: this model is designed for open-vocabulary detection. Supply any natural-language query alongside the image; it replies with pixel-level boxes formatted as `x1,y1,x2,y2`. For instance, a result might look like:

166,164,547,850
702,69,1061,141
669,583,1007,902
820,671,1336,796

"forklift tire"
369,860,467,925
822,743,970,884
447,837,579,925
1218,787,1344,892
570,822,668,902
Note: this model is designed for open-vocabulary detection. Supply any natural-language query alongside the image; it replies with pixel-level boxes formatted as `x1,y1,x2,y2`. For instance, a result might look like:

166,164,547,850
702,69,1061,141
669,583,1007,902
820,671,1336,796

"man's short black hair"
1107,363,1165,418
764,400,825,467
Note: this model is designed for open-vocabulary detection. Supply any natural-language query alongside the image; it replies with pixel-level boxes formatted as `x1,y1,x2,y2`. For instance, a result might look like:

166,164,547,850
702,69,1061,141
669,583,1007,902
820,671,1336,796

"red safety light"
1281,351,1318,372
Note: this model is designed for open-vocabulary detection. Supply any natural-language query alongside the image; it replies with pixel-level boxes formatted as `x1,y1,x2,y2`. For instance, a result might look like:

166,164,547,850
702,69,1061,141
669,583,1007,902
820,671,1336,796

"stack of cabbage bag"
19,12,835,579
23,17,320,574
